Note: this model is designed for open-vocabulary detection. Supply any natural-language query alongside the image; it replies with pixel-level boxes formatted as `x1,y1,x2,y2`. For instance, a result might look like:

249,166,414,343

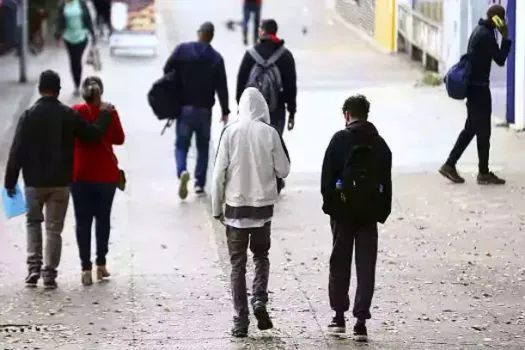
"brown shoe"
439,164,465,184
96,266,110,281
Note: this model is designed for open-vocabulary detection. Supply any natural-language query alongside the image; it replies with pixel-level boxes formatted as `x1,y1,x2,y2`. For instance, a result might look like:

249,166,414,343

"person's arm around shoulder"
490,25,512,66
377,138,393,224
109,109,125,145
211,127,231,220
4,111,27,195
272,127,291,179
71,103,113,142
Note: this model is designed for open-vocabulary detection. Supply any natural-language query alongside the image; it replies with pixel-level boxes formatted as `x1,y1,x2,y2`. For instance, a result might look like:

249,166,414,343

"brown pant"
25,187,70,278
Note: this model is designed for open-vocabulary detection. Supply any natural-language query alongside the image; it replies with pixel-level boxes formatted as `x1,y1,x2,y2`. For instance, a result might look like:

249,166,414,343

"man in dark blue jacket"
163,22,230,199
440,4,511,185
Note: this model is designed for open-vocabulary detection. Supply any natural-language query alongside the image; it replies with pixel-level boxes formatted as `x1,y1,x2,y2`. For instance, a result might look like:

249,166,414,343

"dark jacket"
55,0,95,42
467,19,511,85
4,96,112,189
321,121,392,224
163,41,230,115
236,37,297,115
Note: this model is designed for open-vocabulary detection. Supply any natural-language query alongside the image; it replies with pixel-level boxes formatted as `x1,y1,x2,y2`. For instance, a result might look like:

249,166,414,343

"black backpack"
147,70,180,121
340,138,384,222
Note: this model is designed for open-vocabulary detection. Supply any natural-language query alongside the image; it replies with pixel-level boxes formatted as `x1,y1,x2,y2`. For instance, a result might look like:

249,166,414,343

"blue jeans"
2,4,20,50
71,182,117,271
175,106,212,188
243,3,261,43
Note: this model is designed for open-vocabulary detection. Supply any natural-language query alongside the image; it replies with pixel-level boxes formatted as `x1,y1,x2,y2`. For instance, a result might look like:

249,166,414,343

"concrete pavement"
1,0,525,348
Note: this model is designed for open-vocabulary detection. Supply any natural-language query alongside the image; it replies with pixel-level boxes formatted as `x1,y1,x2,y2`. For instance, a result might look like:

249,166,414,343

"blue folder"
2,184,26,219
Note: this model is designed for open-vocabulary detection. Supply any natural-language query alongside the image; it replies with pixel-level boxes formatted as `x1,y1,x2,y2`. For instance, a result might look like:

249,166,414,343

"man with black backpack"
236,19,297,193
321,95,392,342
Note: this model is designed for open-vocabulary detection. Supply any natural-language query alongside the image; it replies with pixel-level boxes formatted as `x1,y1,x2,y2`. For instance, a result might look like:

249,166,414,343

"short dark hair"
342,94,370,120
261,19,278,35
487,4,505,19
38,70,61,94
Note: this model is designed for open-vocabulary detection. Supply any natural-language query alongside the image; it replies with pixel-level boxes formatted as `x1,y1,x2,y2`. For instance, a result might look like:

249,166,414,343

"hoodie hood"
479,18,495,30
238,87,270,123
346,120,379,141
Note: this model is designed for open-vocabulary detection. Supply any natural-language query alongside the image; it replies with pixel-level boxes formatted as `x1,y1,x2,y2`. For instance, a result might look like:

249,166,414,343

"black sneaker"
25,271,40,287
477,172,505,185
43,279,57,290
195,186,205,195
231,316,249,338
327,316,346,333
353,321,368,342
439,164,465,183
253,302,273,330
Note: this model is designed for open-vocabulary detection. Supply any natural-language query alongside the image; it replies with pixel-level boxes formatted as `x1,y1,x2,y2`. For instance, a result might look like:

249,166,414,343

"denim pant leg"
226,226,250,319
175,108,195,178
25,187,46,273
194,111,211,188
71,183,95,271
249,222,271,306
93,184,117,267
252,5,261,44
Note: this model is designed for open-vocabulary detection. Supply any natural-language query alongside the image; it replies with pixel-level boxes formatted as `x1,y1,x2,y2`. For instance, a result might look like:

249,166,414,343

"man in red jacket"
242,0,262,45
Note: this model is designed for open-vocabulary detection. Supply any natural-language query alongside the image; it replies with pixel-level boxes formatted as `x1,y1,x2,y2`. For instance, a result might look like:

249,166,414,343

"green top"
62,0,88,44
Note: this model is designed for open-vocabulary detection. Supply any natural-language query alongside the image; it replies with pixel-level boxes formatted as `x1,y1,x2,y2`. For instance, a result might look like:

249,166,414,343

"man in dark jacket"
440,4,511,185
236,19,297,136
163,21,230,199
4,70,113,289
242,0,262,45
321,95,392,342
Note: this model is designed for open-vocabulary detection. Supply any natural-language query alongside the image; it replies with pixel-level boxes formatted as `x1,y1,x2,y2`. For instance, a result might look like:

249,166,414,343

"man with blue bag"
440,4,511,185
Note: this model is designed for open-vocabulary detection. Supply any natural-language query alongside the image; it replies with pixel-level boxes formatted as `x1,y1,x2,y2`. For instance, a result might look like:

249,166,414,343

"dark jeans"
1,4,20,52
226,223,271,319
329,219,378,320
64,39,88,88
446,85,492,174
243,3,261,44
71,182,117,271
93,0,112,33
175,106,212,188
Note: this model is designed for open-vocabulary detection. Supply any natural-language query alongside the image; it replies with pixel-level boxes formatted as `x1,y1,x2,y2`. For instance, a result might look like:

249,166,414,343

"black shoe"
439,164,465,183
195,186,205,195
353,321,368,342
25,271,40,287
327,316,345,333
231,316,249,338
253,302,273,330
43,278,57,290
477,172,505,185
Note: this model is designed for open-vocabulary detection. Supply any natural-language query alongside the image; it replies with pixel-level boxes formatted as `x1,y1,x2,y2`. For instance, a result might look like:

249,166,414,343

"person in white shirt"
212,87,290,338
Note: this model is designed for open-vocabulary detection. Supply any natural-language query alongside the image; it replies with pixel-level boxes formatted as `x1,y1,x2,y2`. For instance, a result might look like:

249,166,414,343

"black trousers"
446,85,492,174
64,39,88,88
328,219,378,320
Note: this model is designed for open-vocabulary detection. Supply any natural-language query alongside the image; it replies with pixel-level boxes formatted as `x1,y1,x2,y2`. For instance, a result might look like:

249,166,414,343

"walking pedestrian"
242,0,261,46
439,4,511,185
236,19,297,193
211,87,290,338
163,21,230,199
71,76,125,286
321,95,392,342
3,70,113,289
92,0,112,37
55,0,96,96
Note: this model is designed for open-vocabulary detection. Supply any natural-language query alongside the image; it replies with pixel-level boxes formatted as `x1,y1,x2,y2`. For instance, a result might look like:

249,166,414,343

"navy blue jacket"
467,19,511,85
163,41,230,115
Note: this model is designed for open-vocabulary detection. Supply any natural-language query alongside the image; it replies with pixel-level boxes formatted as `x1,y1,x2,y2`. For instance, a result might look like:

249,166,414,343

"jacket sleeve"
211,127,230,218
236,51,254,103
272,128,290,179
4,112,26,190
378,140,393,224
163,45,182,75
490,36,511,67
110,109,125,145
214,56,230,115
81,1,96,40
321,132,345,216
281,50,297,115
72,108,112,142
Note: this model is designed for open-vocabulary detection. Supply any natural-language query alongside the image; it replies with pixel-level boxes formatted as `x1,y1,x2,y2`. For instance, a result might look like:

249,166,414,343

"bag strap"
248,46,286,67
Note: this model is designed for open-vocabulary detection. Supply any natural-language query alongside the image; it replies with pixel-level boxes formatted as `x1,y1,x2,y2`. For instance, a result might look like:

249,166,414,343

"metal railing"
397,4,442,64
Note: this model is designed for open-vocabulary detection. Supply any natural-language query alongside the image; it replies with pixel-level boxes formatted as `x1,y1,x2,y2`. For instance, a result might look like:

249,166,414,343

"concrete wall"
335,0,376,37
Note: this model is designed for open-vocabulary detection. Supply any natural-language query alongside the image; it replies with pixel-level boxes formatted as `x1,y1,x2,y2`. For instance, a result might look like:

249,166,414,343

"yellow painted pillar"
374,0,396,52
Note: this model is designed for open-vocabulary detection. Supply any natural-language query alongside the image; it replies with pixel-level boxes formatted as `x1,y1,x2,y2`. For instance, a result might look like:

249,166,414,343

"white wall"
514,0,525,129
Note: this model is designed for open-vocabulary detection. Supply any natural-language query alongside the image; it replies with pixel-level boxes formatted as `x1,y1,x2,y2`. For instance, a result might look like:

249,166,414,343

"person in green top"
55,0,96,96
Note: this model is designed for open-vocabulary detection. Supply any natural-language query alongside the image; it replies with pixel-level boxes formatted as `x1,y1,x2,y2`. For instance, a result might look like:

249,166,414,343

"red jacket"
72,103,125,184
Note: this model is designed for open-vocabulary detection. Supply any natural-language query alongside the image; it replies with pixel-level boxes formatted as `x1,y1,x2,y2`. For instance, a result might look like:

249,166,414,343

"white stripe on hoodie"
211,88,291,227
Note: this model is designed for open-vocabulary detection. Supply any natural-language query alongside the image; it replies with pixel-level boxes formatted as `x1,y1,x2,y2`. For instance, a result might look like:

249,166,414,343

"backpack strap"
248,46,286,68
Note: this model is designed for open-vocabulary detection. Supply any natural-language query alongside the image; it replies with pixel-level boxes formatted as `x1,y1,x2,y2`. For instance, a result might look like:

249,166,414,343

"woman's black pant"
64,39,87,88
71,182,117,271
